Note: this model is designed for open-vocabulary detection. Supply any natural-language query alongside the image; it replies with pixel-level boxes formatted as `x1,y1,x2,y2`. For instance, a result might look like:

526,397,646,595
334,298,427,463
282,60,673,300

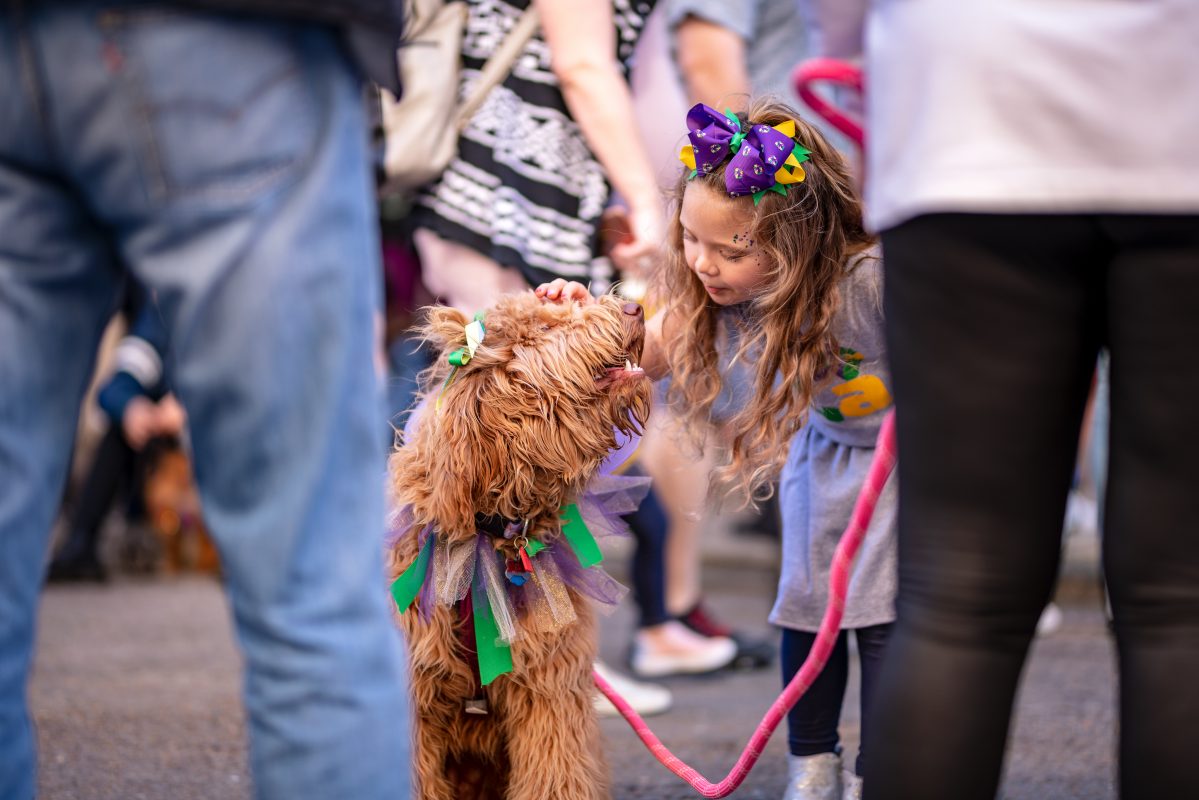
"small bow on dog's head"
448,312,486,367
438,311,486,410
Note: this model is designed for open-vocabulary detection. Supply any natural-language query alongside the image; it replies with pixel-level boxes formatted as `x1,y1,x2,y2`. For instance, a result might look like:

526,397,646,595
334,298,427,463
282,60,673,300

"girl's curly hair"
657,97,875,505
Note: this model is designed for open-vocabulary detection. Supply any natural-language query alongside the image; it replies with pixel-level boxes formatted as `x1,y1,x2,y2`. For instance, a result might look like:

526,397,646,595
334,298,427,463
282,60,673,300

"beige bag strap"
454,6,541,131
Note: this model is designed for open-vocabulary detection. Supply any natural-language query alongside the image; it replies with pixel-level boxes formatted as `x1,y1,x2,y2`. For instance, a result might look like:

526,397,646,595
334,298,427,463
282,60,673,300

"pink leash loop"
595,410,897,797
792,58,866,148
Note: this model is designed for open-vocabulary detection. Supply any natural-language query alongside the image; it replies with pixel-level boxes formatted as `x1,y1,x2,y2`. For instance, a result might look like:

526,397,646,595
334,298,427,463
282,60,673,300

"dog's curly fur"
388,291,652,800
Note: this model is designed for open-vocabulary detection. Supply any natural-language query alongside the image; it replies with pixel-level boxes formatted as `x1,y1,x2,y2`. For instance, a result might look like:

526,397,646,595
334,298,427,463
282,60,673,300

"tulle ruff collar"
389,473,650,684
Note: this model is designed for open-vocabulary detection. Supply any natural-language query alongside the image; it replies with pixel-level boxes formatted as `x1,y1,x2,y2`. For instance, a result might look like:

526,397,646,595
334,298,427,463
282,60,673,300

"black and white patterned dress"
412,0,655,291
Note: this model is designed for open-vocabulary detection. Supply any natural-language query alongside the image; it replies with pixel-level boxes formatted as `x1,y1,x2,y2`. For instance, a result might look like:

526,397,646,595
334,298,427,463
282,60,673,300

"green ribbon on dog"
390,534,434,613
436,311,486,413
447,312,486,367
472,578,514,685
560,503,603,567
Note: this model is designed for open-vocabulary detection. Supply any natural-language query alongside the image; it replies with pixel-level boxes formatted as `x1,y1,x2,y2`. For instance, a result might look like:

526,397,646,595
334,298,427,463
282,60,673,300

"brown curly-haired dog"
388,291,652,800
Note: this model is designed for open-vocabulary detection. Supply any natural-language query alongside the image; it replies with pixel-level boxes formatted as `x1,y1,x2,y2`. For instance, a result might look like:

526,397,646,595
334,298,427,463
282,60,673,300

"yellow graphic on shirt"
819,347,892,422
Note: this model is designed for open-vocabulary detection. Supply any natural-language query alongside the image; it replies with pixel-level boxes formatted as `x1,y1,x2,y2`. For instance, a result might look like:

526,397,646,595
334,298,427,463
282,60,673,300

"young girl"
538,98,895,800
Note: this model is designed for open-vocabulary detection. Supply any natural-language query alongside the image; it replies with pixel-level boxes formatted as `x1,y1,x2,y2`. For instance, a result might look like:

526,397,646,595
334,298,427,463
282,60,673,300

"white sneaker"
781,753,841,800
593,661,672,718
1036,602,1063,636
630,620,738,678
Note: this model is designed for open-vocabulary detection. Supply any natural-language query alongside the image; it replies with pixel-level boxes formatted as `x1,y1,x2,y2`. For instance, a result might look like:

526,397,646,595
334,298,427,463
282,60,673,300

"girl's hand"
535,279,596,304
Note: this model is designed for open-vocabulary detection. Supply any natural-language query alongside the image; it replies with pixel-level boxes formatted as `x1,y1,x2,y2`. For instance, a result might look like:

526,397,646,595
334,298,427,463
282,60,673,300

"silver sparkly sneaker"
781,753,842,800
842,769,863,800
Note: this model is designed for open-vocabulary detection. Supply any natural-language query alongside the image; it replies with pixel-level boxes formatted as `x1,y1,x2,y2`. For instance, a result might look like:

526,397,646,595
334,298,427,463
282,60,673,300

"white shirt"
809,0,1199,231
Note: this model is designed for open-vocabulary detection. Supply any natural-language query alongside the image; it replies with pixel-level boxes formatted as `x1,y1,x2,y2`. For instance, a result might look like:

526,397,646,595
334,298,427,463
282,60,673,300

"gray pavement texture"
32,551,1116,800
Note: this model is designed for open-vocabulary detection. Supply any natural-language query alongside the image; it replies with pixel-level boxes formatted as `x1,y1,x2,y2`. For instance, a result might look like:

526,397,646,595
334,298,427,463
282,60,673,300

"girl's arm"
641,310,669,381
535,279,670,379
534,0,663,272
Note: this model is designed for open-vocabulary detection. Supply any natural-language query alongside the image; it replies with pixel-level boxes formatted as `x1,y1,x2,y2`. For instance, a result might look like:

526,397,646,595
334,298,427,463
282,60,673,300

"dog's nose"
622,302,643,318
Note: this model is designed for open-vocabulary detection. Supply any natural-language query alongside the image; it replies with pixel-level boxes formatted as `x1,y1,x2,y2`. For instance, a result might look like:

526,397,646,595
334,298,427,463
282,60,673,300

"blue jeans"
0,4,410,798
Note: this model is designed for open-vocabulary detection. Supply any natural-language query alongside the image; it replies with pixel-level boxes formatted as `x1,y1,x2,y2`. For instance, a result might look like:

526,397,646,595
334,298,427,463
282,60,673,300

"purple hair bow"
680,103,811,203
684,104,741,177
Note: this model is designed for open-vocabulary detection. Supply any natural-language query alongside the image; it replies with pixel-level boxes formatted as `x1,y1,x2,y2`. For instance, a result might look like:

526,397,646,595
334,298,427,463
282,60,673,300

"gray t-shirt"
769,250,897,632
666,0,808,104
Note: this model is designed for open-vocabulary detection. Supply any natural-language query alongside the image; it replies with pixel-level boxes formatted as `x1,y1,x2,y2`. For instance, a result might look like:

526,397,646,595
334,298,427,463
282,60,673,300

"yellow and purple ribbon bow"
678,103,811,205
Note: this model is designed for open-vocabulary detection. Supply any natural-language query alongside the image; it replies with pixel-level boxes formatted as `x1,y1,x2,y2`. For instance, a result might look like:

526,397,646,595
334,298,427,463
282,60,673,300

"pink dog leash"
793,58,866,149
594,410,896,798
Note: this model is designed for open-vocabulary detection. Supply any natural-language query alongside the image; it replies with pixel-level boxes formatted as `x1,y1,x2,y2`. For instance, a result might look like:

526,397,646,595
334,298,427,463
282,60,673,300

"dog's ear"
419,305,472,355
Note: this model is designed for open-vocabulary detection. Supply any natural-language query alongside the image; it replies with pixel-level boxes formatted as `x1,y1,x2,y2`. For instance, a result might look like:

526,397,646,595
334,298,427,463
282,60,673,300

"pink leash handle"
793,58,865,149
595,411,898,798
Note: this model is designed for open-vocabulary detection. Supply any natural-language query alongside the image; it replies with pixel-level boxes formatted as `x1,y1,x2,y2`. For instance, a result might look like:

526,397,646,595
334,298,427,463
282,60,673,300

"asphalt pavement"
30,537,1116,800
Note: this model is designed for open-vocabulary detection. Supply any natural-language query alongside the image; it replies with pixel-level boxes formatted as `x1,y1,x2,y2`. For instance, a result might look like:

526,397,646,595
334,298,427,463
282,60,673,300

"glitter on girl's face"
680,183,768,306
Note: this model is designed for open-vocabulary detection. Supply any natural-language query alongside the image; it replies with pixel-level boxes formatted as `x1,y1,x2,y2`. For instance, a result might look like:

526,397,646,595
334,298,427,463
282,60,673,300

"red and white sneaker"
679,601,776,670
629,620,738,678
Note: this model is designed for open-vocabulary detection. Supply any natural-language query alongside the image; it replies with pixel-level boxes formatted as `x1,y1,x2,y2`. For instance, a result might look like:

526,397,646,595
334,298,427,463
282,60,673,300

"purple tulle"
416,525,438,622
548,544,628,613
576,472,652,543
384,504,416,550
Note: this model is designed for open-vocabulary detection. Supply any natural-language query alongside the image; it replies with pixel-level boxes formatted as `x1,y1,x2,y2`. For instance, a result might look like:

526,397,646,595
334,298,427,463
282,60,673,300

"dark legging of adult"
863,213,1199,799
782,623,891,776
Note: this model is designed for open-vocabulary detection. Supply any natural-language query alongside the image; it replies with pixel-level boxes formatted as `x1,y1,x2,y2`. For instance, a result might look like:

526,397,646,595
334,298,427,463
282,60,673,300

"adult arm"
670,11,751,107
534,0,663,268
97,307,170,424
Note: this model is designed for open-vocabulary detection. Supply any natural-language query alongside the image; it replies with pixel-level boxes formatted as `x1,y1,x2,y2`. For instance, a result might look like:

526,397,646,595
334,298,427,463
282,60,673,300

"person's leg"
638,406,711,616
780,628,847,800
851,623,892,778
0,11,121,795
864,214,1105,799
631,411,737,676
1100,215,1199,798
627,486,671,629
40,9,410,797
782,628,848,757
48,424,136,580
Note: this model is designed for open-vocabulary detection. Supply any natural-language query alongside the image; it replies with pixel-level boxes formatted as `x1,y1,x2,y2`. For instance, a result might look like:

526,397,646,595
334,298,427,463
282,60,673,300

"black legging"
782,623,891,776
864,214,1199,800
